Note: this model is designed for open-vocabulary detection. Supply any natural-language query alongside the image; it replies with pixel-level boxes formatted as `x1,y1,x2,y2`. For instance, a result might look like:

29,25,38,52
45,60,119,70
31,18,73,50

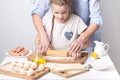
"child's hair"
50,0,72,8
50,0,73,49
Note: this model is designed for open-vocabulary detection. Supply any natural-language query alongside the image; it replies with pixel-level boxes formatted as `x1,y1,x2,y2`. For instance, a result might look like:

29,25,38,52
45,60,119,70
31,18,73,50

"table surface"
0,54,120,80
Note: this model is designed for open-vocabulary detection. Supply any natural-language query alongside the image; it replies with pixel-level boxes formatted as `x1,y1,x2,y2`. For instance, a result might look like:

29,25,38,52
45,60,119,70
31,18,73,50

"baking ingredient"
8,61,46,76
90,57,113,71
32,39,46,65
91,52,98,59
23,63,30,70
37,64,45,71
53,63,86,72
27,68,35,76
31,57,46,65
30,62,37,70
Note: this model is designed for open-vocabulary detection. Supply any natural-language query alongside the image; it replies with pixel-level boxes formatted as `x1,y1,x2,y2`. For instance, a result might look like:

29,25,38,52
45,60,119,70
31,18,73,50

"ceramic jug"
94,41,109,57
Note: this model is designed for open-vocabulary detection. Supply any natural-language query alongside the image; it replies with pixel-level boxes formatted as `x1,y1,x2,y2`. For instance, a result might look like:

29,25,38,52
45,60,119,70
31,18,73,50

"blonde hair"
50,0,72,8
50,0,72,49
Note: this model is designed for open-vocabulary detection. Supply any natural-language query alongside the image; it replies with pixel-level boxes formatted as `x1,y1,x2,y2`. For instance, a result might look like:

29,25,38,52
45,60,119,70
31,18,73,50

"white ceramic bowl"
90,58,113,71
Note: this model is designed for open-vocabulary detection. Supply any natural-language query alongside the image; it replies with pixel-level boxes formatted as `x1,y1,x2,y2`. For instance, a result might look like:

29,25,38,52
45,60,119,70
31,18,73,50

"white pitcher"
94,40,109,57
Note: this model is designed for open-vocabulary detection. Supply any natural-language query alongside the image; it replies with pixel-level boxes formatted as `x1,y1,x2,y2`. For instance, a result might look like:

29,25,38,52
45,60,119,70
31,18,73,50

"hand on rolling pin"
68,37,90,59
36,34,50,54
68,37,85,59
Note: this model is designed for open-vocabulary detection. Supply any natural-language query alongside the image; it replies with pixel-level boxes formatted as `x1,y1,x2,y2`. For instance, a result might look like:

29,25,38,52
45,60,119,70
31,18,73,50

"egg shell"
23,63,30,70
10,61,17,67
19,68,26,75
30,62,37,70
27,68,35,76
17,62,24,68
37,64,45,72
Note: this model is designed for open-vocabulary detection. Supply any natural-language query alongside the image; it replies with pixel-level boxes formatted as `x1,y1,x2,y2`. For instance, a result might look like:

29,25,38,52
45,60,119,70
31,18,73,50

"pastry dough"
53,63,86,72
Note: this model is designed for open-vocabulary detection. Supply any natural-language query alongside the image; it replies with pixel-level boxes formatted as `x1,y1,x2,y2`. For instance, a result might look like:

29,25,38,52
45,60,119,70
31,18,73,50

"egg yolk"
91,52,98,58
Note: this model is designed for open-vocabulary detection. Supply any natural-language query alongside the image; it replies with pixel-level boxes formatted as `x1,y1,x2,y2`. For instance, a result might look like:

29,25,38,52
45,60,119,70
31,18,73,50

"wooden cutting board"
51,68,89,78
0,62,50,80
28,51,88,64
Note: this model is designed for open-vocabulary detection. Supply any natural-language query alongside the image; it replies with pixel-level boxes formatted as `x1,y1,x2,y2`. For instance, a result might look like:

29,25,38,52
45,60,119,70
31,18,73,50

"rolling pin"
46,50,69,57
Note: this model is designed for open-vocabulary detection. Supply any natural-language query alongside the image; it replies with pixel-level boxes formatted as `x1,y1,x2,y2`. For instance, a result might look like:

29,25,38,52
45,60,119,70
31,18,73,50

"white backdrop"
0,0,36,62
100,0,120,74
0,0,120,74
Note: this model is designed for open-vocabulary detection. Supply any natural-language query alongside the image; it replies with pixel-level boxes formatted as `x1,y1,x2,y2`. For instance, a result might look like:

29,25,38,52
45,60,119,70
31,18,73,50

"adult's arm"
80,0,102,41
69,0,102,58
32,0,50,53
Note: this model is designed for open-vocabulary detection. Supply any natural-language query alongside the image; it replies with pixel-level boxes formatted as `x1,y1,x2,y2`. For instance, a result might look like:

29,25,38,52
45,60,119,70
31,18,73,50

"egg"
37,64,45,72
30,62,37,70
14,66,21,72
19,68,26,75
17,62,24,68
27,61,32,65
27,68,35,76
23,63,30,70
10,61,16,67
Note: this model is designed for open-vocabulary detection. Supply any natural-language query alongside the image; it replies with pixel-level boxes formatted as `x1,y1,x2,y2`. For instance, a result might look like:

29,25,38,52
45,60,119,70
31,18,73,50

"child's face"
51,4,71,23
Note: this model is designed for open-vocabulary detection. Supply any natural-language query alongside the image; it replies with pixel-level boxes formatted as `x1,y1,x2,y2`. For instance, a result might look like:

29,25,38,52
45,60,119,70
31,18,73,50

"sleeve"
31,0,50,18
89,0,103,27
77,17,88,34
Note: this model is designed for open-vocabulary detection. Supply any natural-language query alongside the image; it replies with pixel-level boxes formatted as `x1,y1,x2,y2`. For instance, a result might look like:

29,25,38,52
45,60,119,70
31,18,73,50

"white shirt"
42,9,87,50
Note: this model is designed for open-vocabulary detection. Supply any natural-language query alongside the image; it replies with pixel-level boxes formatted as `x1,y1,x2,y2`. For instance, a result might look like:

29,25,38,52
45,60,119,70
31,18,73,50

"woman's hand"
68,37,90,59
68,37,84,59
36,34,50,54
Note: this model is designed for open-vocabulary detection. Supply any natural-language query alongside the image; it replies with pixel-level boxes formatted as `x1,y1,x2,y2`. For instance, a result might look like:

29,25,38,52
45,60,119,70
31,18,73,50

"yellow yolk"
32,57,46,65
91,52,98,58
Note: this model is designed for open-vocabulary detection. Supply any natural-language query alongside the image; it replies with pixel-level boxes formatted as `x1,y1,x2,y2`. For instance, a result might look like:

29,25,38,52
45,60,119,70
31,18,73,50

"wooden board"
51,68,89,78
0,62,50,80
28,51,88,64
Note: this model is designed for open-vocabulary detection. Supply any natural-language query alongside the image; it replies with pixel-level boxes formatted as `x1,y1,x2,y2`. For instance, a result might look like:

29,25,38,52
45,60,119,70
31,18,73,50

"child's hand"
68,37,84,58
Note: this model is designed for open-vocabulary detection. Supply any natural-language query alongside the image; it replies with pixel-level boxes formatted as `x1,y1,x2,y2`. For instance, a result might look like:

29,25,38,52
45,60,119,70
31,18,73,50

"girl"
37,0,90,58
